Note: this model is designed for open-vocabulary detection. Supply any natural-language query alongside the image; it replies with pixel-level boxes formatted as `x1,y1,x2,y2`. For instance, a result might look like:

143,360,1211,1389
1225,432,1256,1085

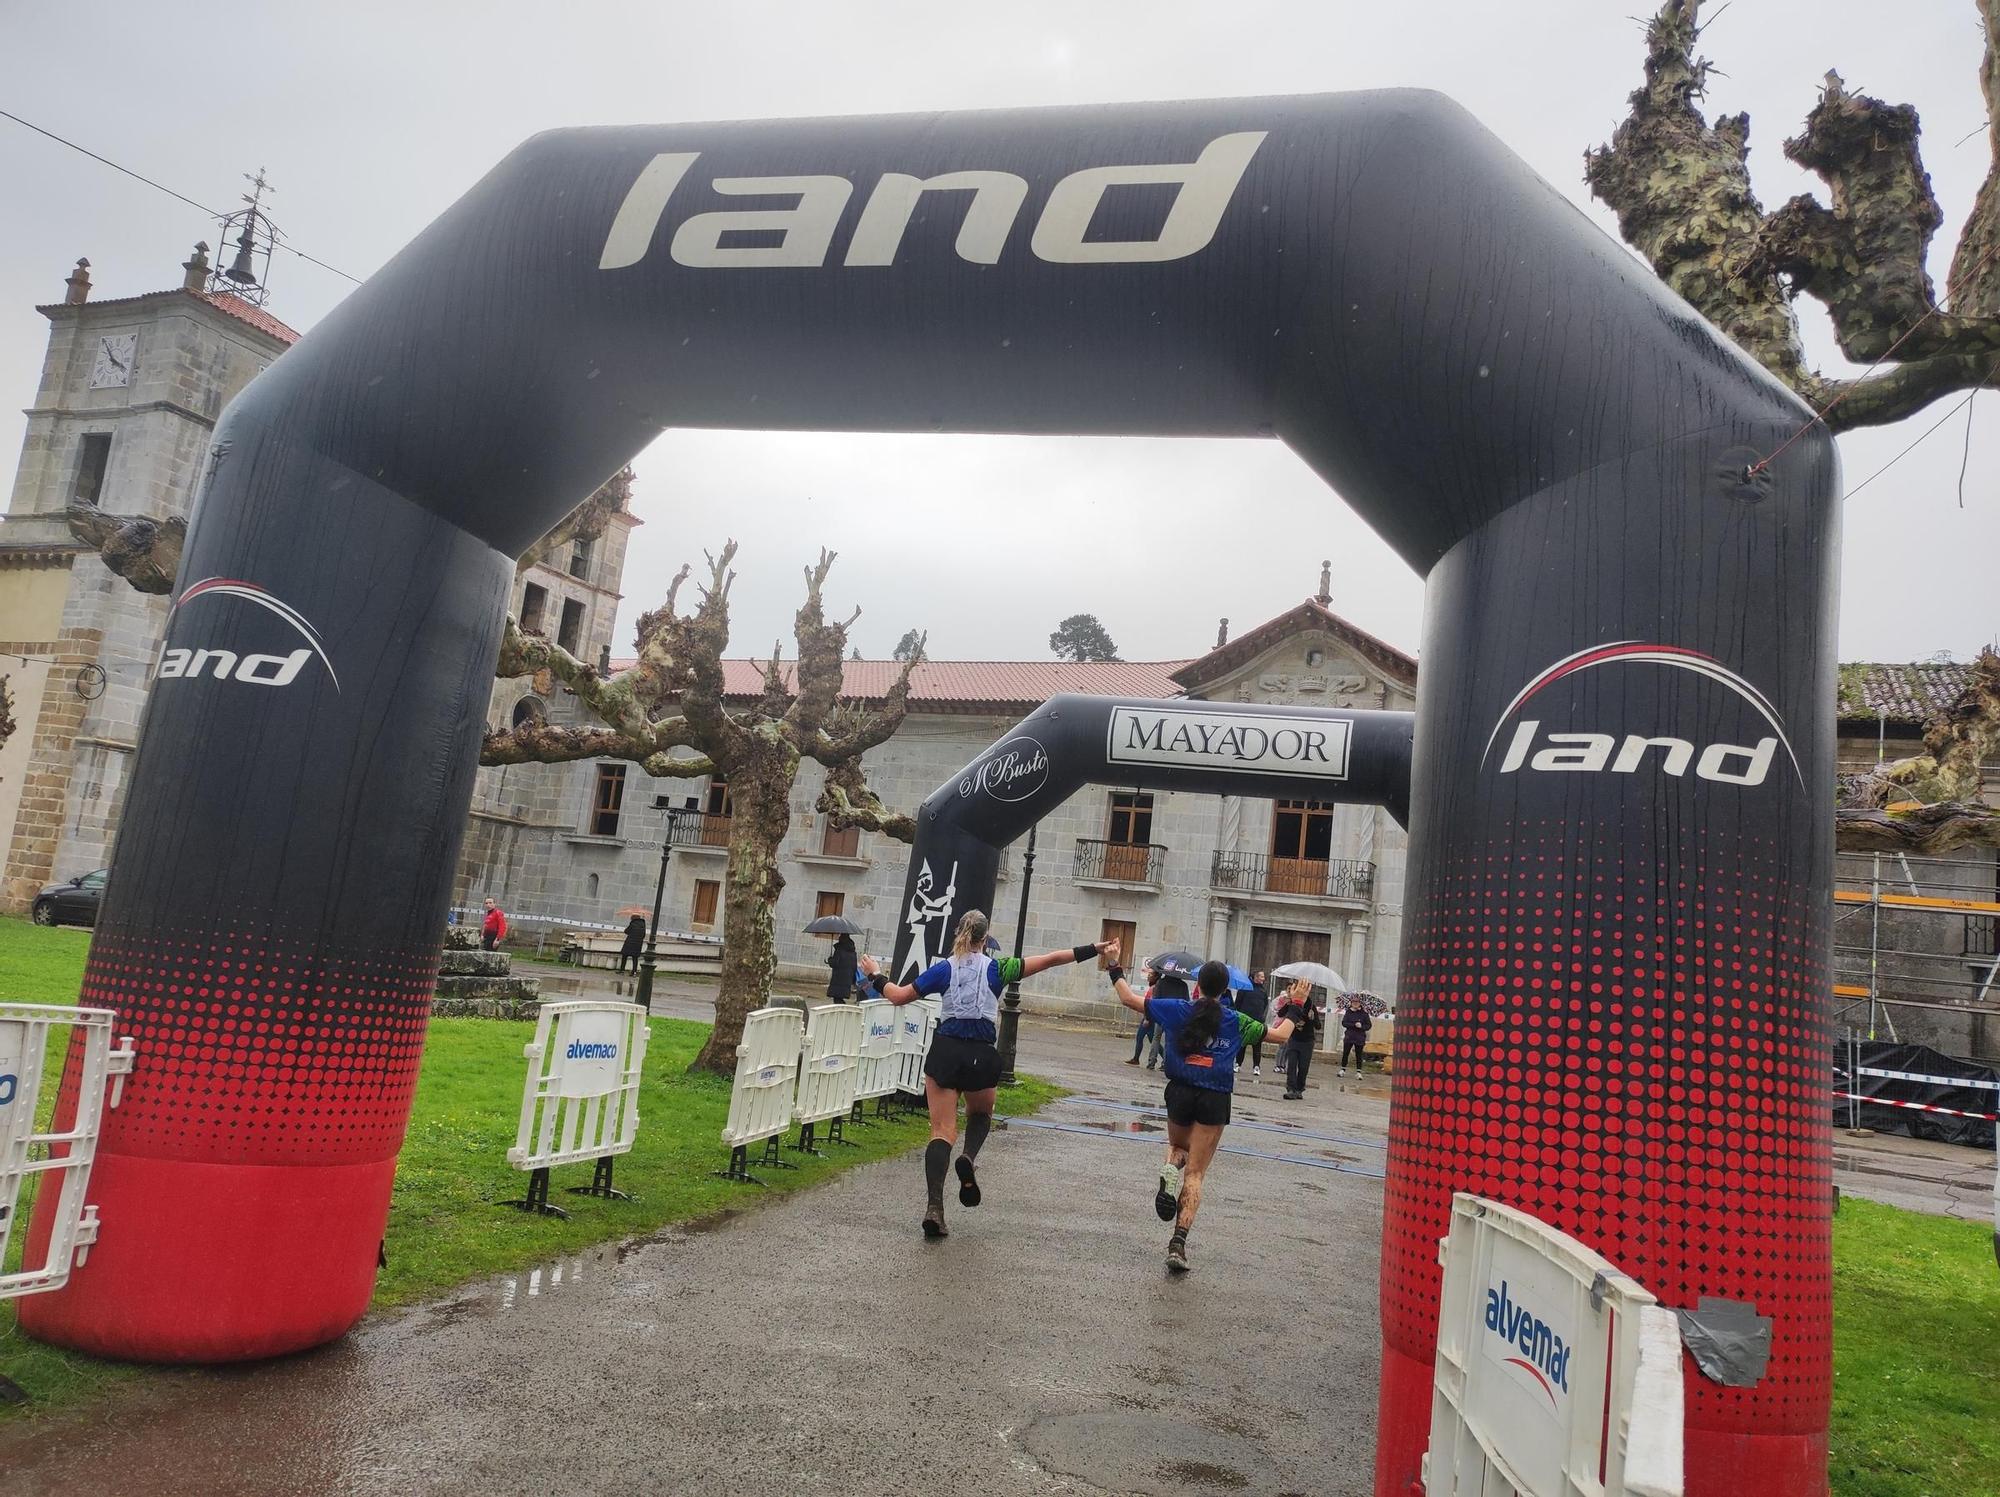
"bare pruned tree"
1591,0,2000,852
1587,0,2000,431
480,541,924,1073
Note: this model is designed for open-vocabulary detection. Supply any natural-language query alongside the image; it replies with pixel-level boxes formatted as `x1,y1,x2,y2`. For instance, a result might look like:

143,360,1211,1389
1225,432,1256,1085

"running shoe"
956,1155,982,1208
922,1203,949,1239
1166,1233,1190,1273
1155,1161,1184,1222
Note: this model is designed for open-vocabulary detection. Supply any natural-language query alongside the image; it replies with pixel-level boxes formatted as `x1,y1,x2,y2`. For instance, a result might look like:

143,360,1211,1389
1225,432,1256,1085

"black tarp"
1833,1039,1999,1150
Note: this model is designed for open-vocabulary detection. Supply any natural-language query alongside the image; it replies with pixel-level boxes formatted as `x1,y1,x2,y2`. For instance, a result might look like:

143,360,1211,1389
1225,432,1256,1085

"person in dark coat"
826,933,858,1002
617,914,647,974
1276,979,1324,1100
1338,996,1372,1075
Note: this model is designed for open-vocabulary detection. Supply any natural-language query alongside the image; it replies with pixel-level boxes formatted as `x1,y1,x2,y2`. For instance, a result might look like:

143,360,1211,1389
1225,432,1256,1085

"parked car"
31,869,107,928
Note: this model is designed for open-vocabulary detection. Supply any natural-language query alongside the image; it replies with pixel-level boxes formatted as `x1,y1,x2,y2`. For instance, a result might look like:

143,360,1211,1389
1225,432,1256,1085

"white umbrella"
1270,960,1347,992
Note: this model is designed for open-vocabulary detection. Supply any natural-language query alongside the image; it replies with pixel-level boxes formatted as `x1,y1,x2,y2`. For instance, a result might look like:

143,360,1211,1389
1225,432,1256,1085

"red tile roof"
39,287,300,346
1171,598,1418,692
191,290,300,345
605,657,1194,712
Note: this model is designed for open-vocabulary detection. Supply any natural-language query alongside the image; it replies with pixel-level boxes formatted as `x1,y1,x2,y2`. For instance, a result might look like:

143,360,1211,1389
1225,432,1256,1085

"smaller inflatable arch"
886,693,1414,980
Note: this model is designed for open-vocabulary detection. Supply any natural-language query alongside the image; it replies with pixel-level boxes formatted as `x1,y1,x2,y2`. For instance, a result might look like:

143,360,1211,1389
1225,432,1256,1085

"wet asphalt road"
0,1014,1390,1497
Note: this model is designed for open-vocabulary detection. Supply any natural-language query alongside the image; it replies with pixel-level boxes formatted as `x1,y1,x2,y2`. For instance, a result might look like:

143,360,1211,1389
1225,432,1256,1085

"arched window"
586,873,599,901
512,696,546,729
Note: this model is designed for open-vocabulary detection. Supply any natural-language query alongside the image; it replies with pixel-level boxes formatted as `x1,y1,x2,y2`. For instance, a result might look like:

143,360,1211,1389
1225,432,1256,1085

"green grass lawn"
1830,1196,2000,1497
2,917,1997,1495
0,916,1055,1418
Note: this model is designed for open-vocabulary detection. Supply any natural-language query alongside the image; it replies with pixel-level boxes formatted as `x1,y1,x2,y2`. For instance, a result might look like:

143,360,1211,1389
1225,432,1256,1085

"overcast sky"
3,1,1991,666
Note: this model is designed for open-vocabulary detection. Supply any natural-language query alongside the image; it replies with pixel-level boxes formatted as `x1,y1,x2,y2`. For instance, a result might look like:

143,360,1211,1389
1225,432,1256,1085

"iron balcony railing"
658,809,732,848
1211,849,1374,902
1074,839,1166,885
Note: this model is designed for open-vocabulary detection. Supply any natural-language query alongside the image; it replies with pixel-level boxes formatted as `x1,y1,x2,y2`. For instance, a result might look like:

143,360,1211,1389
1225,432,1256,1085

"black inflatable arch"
886,694,1413,980
23,92,1837,1497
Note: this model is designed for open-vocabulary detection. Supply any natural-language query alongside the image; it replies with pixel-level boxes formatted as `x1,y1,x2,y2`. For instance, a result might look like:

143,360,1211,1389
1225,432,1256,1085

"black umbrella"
803,914,863,936
1145,950,1203,974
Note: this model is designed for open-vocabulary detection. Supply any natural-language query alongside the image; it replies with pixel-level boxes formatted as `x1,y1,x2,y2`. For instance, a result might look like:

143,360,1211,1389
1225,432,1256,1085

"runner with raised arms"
1105,947,1296,1272
861,912,1112,1239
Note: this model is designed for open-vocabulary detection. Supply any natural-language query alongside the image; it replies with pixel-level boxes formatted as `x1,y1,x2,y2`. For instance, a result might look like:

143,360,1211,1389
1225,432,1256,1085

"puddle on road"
1073,1117,1163,1134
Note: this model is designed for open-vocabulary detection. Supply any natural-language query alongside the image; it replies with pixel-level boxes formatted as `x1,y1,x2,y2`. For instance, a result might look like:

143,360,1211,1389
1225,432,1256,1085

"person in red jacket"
480,897,508,951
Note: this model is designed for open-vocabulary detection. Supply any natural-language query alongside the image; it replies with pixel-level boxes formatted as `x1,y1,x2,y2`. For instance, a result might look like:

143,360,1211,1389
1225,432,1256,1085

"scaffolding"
1833,849,2000,1063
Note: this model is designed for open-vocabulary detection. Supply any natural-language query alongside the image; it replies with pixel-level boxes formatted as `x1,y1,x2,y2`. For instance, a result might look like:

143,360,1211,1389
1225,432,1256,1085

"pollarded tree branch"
67,505,185,595
1588,0,2000,429
1836,804,2000,854
816,635,926,763
816,758,916,844
1949,0,2000,316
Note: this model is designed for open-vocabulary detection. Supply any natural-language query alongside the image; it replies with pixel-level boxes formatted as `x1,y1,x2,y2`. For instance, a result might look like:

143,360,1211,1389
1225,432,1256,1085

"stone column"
1346,919,1371,993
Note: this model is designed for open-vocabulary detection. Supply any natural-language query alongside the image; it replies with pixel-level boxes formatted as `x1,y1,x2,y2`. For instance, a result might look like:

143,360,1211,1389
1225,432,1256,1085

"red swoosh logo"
1504,1356,1558,1409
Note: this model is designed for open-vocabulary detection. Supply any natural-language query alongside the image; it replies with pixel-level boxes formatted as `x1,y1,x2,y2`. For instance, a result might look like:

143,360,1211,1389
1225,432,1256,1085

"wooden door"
1269,799,1335,895
1249,925,1331,981
1100,918,1138,971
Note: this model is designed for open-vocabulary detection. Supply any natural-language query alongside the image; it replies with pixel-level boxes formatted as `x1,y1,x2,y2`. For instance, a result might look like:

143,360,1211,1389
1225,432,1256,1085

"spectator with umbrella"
617,909,647,974
1337,993,1372,1075
1270,961,1342,1100
805,913,863,1003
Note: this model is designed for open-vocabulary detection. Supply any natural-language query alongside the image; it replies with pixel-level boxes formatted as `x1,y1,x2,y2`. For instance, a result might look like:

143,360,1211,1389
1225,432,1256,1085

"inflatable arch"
885,694,1413,981
23,93,1837,1496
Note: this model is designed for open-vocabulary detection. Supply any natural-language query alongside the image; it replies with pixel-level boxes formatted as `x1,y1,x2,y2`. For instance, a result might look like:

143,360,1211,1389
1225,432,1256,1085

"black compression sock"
962,1111,992,1162
924,1139,951,1208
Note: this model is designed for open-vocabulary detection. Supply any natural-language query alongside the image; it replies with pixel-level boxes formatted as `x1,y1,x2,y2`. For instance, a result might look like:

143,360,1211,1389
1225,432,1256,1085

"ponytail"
951,909,991,958
1183,960,1231,1050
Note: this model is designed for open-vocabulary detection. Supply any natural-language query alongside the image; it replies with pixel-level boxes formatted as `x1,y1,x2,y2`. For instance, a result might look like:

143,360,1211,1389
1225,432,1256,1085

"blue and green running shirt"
1145,997,1266,1092
911,953,1025,1043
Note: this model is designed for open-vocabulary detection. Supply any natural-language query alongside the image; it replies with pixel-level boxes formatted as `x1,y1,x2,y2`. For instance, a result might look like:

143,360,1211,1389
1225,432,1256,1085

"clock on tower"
87,332,137,390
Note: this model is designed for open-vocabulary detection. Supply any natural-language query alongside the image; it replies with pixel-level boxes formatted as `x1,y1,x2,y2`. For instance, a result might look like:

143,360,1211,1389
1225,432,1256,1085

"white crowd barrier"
1426,1193,1683,1497
505,1000,649,1215
721,1006,807,1152
892,999,939,1099
0,1004,134,1302
852,999,902,1114
795,1003,865,1135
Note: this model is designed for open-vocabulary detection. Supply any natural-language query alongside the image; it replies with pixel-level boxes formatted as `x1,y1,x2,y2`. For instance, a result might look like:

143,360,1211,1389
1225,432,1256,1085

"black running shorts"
1163,1077,1232,1128
923,1032,1002,1093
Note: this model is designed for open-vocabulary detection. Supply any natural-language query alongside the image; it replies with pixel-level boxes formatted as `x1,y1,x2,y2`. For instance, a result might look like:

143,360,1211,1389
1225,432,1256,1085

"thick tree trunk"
691,746,799,1074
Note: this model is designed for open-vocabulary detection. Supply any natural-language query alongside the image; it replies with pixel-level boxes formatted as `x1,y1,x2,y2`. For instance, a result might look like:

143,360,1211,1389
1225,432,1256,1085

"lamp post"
634,807,683,1014
997,825,1037,1085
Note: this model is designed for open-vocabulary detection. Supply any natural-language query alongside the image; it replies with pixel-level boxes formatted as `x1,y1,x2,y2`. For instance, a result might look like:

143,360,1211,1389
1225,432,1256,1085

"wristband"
1072,943,1099,964
1107,965,1125,983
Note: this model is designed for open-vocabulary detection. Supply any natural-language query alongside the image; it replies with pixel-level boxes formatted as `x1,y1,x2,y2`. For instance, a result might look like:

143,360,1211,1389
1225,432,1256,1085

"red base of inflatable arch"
17,1153,392,1363
1374,1345,1828,1497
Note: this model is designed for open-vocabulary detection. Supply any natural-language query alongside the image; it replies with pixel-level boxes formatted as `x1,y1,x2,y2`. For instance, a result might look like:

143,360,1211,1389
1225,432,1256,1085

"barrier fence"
0,1005,134,1302
1426,1194,1683,1497
717,1000,935,1183
503,1000,650,1218
717,1007,807,1183
851,999,902,1123
1832,1034,1999,1149
793,1004,865,1154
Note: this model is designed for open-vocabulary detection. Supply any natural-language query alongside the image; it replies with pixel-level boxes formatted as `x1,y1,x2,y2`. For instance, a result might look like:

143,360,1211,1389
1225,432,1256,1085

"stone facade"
451,604,1419,1022
0,268,291,909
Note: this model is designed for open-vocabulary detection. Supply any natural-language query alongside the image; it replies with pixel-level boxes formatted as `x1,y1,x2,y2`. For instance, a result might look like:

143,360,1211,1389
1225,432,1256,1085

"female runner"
860,911,1111,1239
1105,948,1295,1272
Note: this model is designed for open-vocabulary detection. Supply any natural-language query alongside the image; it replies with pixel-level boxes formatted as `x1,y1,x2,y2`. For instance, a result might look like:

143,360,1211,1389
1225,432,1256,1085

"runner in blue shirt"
863,910,1112,1240
1105,946,1296,1272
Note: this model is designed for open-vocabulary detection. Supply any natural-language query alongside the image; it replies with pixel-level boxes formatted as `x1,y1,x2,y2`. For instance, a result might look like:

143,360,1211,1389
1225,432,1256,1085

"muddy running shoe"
956,1155,981,1208
1155,1161,1184,1222
922,1203,949,1239
1166,1231,1190,1273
